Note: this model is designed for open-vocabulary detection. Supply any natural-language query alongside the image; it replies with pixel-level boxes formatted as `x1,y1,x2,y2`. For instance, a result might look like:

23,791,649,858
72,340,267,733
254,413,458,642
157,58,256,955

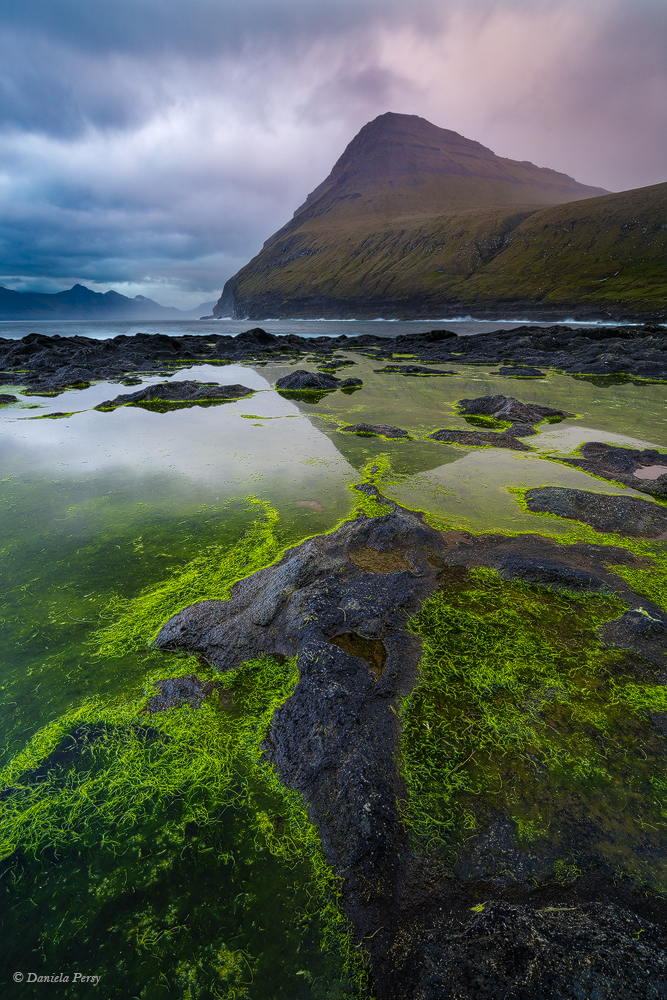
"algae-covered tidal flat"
2,351,667,998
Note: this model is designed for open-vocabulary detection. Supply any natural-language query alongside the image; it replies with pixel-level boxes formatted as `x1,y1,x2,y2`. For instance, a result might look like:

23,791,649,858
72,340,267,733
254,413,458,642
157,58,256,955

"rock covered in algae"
341,422,410,438
428,394,575,450
457,393,574,425
525,486,667,538
0,392,18,404
95,379,255,409
153,497,667,999
428,427,535,450
275,369,362,391
557,441,667,498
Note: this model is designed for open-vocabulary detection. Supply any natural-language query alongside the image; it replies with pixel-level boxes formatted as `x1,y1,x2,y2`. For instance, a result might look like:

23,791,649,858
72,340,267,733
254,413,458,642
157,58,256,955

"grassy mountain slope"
456,182,667,311
215,114,665,321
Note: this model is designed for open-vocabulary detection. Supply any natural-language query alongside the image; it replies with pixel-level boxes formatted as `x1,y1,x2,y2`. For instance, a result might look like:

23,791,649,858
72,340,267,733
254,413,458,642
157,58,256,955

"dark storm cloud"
0,0,665,308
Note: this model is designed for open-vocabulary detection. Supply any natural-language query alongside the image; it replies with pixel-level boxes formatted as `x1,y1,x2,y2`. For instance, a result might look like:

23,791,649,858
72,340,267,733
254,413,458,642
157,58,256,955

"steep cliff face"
214,113,666,321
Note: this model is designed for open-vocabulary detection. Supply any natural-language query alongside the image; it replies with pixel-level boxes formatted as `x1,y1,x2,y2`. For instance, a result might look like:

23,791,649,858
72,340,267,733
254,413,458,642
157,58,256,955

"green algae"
399,557,667,894
0,653,367,998
94,497,282,658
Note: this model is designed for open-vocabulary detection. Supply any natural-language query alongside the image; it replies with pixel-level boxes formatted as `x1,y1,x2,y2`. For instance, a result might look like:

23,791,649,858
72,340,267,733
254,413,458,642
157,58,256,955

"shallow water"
1,353,666,996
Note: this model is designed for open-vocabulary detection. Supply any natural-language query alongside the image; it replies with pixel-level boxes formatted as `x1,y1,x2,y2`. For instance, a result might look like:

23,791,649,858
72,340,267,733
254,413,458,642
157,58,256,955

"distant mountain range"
0,283,216,321
214,113,666,321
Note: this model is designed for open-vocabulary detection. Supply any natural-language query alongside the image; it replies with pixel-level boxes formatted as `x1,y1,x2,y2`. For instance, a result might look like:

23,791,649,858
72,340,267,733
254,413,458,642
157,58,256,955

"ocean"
0,315,650,341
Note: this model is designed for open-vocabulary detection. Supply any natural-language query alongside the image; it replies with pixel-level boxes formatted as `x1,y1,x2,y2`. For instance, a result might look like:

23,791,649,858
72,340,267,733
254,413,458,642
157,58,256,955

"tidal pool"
1,354,666,997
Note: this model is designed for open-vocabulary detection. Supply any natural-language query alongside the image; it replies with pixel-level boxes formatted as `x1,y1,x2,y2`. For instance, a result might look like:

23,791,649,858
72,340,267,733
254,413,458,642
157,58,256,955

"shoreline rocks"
1,322,666,395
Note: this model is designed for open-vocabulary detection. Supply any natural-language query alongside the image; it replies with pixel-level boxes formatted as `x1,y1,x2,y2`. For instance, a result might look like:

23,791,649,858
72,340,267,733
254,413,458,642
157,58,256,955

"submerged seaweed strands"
152,492,667,1000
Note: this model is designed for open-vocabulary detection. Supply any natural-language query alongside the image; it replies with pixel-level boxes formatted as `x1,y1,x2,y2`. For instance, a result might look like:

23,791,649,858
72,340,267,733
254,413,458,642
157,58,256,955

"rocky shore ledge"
0,322,665,395
154,489,667,999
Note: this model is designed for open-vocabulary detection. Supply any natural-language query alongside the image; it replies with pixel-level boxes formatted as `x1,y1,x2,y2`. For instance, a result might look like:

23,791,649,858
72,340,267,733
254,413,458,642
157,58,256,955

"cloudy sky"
0,0,665,310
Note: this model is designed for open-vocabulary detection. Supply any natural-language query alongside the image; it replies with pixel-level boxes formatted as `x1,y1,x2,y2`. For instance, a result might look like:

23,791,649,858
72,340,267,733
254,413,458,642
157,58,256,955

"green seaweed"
0,653,367,998
400,562,667,892
95,497,282,658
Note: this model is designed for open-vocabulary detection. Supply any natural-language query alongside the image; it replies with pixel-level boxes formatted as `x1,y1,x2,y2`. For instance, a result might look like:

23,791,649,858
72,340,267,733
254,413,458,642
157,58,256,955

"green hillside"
215,114,666,321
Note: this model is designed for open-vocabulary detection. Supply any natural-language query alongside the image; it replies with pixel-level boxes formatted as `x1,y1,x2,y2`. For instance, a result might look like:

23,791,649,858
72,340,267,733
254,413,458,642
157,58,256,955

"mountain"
214,113,666,322
0,284,216,321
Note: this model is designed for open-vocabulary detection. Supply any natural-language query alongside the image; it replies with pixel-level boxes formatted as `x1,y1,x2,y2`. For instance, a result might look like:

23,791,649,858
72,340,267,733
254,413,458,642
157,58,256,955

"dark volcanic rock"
525,486,667,537
95,380,255,409
3,322,667,392
144,673,221,713
498,554,609,591
374,365,457,375
428,428,534,450
341,422,410,438
413,901,667,1000
497,365,545,377
457,394,574,425
0,393,18,403
599,607,667,669
557,441,667,498
275,369,363,390
153,502,656,999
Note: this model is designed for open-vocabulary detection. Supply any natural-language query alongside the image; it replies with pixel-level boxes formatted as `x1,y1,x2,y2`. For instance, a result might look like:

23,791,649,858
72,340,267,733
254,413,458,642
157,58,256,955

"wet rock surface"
94,379,255,409
457,394,574,425
154,501,664,999
557,441,667,498
374,365,457,376
275,369,363,390
599,608,667,670
0,392,18,404
428,427,534,450
525,486,667,538
428,394,575,451
496,365,545,377
412,901,667,999
2,321,666,395
341,422,410,438
144,673,221,713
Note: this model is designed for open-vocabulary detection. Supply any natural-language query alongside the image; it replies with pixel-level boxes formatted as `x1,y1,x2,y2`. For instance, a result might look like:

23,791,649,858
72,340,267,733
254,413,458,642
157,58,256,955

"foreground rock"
525,486,667,538
2,321,667,395
95,380,255,409
275,369,362,391
0,392,18,404
154,500,665,999
557,441,667,498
